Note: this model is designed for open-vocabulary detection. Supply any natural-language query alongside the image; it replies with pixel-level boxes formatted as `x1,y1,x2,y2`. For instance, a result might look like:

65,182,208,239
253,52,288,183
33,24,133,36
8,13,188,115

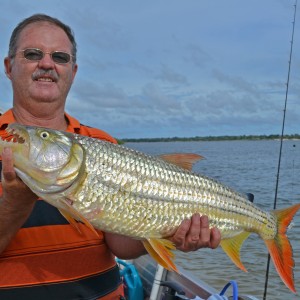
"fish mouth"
6,123,28,142
0,123,28,146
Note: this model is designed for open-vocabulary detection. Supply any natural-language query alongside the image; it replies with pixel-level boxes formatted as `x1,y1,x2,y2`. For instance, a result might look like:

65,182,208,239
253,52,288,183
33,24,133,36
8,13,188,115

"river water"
125,140,300,300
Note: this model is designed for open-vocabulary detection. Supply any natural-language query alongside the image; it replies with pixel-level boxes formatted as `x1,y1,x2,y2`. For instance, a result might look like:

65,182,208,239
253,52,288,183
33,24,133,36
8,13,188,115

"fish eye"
40,131,50,139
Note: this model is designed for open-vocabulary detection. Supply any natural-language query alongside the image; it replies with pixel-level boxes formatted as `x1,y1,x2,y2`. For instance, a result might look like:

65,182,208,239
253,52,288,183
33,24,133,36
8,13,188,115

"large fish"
1,123,299,293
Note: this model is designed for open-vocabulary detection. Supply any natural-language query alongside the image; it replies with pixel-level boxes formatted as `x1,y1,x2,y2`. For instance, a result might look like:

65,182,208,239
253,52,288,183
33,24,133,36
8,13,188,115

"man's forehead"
17,22,72,49
19,21,66,36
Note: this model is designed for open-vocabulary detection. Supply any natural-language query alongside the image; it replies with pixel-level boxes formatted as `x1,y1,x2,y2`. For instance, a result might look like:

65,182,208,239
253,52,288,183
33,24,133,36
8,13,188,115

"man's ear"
71,63,78,83
4,57,12,80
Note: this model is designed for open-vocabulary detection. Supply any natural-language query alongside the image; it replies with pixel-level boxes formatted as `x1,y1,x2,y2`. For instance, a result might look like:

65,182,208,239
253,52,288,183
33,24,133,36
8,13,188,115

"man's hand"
1,147,38,208
170,213,221,252
0,148,38,254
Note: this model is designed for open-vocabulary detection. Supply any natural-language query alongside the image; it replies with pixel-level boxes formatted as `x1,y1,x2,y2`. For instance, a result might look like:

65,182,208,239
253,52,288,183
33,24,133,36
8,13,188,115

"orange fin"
264,203,300,293
220,231,250,272
58,199,99,237
59,208,82,233
142,238,178,272
159,153,204,171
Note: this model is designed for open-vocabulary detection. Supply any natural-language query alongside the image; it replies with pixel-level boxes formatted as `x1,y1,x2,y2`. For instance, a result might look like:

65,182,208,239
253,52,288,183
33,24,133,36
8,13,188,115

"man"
0,14,221,299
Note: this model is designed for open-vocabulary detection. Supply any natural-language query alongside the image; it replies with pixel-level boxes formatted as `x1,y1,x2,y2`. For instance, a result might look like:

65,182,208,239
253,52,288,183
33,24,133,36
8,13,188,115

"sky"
1,0,300,139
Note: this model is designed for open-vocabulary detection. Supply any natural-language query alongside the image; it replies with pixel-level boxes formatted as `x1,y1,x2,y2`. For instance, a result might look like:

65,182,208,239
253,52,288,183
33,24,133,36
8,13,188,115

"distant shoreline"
119,134,300,143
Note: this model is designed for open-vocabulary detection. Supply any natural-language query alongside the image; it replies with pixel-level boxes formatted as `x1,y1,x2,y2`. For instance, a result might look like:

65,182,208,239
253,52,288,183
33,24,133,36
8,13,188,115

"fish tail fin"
143,238,178,272
220,231,251,272
264,203,300,293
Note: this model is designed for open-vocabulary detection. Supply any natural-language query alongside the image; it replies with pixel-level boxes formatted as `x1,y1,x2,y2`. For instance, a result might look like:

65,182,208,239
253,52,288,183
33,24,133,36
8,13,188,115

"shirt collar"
65,112,81,133
0,109,15,130
0,109,81,133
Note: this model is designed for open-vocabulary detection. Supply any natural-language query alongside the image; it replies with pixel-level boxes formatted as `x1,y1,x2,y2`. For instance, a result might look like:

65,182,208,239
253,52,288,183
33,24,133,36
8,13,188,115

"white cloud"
1,0,299,138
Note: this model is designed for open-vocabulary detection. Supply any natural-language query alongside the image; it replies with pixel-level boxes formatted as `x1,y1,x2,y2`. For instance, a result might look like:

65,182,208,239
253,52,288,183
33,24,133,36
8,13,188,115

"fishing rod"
263,1,298,299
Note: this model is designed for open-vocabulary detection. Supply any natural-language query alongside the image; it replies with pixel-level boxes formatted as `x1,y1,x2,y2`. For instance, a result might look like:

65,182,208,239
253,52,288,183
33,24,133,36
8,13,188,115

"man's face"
4,22,78,105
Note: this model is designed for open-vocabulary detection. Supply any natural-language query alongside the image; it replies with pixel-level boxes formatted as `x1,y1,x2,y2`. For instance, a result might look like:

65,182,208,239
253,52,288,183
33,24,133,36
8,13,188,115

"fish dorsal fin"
220,231,250,272
159,153,204,171
142,238,178,272
58,198,99,237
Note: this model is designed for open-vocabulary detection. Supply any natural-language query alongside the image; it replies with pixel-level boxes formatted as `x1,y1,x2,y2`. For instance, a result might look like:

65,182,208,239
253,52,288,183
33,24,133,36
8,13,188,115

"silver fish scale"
71,135,277,240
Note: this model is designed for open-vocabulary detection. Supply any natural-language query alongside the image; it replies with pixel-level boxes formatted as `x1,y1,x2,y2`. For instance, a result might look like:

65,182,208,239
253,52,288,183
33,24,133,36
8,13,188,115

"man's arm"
0,148,38,254
105,214,221,259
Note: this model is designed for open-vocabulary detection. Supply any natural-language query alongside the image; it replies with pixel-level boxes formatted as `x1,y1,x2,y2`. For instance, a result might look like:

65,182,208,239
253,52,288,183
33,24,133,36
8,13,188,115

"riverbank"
120,134,300,143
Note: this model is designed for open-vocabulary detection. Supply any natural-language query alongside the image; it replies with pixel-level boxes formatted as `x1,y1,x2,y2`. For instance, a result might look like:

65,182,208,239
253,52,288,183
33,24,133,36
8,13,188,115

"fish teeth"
0,127,26,144
0,138,14,145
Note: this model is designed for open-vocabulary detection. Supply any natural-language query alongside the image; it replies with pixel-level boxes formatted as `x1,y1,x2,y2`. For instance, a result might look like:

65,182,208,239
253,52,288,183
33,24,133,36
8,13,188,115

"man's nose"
38,53,55,69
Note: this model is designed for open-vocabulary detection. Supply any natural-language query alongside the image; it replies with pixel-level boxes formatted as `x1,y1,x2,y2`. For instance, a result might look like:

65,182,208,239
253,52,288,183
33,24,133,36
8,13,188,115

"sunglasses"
19,48,74,64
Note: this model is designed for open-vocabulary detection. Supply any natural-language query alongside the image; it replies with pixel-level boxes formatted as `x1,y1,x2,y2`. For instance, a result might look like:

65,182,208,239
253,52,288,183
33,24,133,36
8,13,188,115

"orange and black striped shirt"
0,109,124,300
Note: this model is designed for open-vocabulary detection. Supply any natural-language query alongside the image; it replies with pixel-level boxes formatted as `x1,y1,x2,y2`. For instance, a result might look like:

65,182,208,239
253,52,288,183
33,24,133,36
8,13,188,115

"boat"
117,255,260,300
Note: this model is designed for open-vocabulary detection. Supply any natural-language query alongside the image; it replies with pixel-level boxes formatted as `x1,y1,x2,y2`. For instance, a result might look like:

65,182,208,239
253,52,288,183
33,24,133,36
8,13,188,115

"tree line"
118,134,300,143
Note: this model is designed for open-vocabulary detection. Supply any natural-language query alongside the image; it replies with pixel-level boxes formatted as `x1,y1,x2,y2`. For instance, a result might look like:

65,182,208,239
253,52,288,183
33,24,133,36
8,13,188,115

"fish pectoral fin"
220,231,250,272
58,208,82,233
159,153,204,171
143,238,178,272
58,199,99,237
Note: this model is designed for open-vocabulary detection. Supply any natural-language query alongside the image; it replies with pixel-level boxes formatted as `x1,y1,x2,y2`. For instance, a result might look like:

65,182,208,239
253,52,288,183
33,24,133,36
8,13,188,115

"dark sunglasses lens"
52,52,71,64
23,49,43,61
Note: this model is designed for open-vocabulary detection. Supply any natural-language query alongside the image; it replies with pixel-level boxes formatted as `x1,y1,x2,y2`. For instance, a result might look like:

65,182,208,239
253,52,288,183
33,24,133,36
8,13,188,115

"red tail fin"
264,203,300,293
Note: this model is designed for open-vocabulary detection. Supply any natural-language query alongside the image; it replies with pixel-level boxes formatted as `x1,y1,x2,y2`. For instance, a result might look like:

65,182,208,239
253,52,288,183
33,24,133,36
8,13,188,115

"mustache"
32,69,59,81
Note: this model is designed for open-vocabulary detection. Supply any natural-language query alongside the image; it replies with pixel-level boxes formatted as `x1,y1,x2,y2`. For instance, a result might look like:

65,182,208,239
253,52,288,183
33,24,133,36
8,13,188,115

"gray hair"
8,14,77,63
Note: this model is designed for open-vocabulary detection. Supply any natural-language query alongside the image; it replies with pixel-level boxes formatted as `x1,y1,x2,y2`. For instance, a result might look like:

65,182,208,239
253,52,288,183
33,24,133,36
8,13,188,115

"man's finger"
2,148,16,182
210,227,221,249
189,213,201,242
172,218,190,248
198,215,210,247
